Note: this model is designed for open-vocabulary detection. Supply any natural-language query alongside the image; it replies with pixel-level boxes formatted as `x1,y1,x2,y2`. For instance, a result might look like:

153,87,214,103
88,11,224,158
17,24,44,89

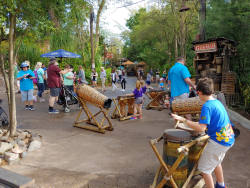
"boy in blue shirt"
171,77,234,188
159,78,165,91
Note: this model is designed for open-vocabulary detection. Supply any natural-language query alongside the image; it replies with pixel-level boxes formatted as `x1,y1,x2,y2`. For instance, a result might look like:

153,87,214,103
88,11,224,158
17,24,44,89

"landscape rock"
30,137,41,142
14,132,20,137
12,148,23,154
0,142,13,154
0,136,8,141
6,137,13,143
12,136,17,139
13,144,19,149
22,138,29,144
4,152,19,161
17,129,23,133
28,141,42,152
17,141,26,148
8,158,20,165
31,134,40,138
21,151,28,158
4,131,10,137
15,138,21,143
9,140,17,146
19,147,27,151
18,132,27,140
26,134,32,138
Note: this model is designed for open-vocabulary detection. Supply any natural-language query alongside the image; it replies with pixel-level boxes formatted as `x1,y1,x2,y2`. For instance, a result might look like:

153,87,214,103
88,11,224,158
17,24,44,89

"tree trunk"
199,0,206,41
48,8,61,30
8,13,17,137
174,32,178,60
94,0,106,55
0,27,10,104
77,25,86,69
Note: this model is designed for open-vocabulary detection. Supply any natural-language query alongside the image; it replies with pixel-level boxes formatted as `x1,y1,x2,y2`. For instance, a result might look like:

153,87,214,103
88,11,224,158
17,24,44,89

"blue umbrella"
41,49,81,68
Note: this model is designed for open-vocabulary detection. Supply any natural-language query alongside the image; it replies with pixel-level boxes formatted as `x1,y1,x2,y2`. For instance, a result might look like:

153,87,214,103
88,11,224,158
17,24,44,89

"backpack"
33,69,39,84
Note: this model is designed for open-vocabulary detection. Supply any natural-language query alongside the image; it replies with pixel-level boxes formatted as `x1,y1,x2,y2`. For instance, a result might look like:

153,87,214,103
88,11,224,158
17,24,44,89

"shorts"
146,81,151,85
92,79,96,81
135,97,143,104
174,93,189,100
156,75,159,79
198,139,232,174
21,89,33,101
142,93,146,99
50,87,60,97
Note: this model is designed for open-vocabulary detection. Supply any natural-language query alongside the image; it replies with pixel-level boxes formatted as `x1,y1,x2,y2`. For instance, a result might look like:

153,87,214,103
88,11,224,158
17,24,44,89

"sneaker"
25,106,29,110
17,91,21,94
33,96,37,102
29,106,35,111
48,109,59,114
123,90,125,92
215,182,227,188
130,116,137,120
41,99,45,102
120,89,124,91
138,116,142,119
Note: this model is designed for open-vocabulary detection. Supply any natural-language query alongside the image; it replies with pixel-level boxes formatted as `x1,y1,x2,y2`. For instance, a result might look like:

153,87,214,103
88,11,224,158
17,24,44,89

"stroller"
0,99,9,127
57,85,81,113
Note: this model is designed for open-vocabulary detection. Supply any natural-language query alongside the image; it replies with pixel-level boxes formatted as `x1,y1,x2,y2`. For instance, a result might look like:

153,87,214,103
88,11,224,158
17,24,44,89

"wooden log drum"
146,89,166,111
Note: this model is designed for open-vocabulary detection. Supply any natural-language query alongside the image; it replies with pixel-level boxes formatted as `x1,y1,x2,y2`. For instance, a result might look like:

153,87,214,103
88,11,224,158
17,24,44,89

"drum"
149,89,165,106
117,96,129,116
176,123,205,175
76,83,112,109
162,129,191,188
127,97,135,115
171,96,205,113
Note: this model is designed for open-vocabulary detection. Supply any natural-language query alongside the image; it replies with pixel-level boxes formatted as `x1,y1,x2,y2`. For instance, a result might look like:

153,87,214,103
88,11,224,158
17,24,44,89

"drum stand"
111,97,139,121
145,91,166,111
149,135,209,188
73,97,114,134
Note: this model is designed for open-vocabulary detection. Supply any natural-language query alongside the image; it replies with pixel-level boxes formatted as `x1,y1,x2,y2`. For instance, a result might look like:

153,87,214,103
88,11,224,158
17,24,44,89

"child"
159,78,165,91
146,72,151,86
126,80,143,120
164,95,170,109
63,64,74,100
110,68,118,91
140,80,153,108
171,77,234,188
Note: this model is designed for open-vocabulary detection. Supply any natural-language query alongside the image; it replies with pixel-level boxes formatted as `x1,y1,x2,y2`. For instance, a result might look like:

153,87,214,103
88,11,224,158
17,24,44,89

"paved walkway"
0,77,249,188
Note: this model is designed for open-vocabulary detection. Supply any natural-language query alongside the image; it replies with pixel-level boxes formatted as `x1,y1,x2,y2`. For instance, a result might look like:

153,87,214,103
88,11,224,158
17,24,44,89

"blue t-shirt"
42,67,46,72
133,88,143,99
142,86,147,94
168,63,191,97
37,68,44,83
199,99,235,147
17,69,35,91
159,82,165,91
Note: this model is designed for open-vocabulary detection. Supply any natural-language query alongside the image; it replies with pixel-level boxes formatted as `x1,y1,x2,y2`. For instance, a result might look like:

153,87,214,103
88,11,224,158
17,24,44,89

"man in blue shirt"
171,77,234,188
168,56,196,120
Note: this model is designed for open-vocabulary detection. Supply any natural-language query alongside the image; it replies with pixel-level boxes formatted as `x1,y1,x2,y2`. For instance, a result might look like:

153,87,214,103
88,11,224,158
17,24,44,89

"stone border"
226,107,250,131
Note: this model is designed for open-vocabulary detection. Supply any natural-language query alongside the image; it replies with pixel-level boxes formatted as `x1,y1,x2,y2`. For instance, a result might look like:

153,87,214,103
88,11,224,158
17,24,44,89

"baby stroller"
57,85,81,113
0,99,9,127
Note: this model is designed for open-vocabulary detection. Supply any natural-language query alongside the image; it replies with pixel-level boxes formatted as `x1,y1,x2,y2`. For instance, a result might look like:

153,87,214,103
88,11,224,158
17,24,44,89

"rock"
18,132,27,140
17,129,23,133
26,134,32,138
0,134,3,137
4,152,19,161
14,132,20,137
28,141,42,152
31,134,40,138
2,130,7,133
21,151,28,158
9,140,17,146
0,142,13,154
4,131,10,137
6,137,13,143
18,141,26,148
12,148,23,154
0,130,3,134
8,158,20,165
13,144,19,149
30,137,41,142
15,138,21,143
0,136,8,142
12,137,17,139
22,138,29,144
24,130,31,134
19,147,27,151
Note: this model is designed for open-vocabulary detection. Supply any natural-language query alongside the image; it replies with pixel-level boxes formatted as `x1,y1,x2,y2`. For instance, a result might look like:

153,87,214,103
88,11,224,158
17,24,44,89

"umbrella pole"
61,57,63,69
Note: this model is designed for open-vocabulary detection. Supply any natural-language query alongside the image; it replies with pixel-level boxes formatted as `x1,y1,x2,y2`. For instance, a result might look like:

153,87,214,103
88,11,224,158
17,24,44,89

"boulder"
28,141,42,152
17,141,26,148
0,136,8,142
12,148,23,154
22,138,29,144
8,158,20,165
21,151,28,158
9,140,17,146
4,152,19,161
0,142,13,154
18,132,27,140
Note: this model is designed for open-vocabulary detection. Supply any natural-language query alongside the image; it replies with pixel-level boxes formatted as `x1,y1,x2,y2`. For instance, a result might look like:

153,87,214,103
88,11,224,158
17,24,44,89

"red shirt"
47,65,61,88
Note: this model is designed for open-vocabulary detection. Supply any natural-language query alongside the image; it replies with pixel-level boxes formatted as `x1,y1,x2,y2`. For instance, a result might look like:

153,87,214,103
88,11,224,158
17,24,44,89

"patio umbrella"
137,61,146,65
122,60,134,65
41,49,81,69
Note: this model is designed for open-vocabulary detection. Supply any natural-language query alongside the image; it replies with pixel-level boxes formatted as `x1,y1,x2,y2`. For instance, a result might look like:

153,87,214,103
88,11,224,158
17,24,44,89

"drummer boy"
171,77,234,188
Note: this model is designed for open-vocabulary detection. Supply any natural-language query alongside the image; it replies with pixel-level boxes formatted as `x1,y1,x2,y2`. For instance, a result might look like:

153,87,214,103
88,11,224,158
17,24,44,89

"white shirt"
118,70,122,75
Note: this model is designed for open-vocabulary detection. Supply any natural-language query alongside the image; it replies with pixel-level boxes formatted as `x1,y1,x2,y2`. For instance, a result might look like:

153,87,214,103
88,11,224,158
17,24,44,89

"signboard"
194,41,217,53
105,52,114,59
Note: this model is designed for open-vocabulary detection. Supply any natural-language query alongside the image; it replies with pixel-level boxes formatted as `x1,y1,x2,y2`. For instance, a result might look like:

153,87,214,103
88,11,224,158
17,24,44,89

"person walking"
17,62,36,110
120,69,127,92
149,68,154,82
110,68,118,91
100,67,106,92
42,64,48,90
155,68,160,83
91,68,98,89
117,68,122,82
168,56,196,120
140,67,144,80
163,69,167,81
47,57,71,113
33,62,46,103
75,65,88,84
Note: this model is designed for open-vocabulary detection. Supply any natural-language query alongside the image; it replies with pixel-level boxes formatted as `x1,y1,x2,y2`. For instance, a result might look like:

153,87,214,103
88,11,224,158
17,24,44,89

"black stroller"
0,99,9,127
57,84,81,113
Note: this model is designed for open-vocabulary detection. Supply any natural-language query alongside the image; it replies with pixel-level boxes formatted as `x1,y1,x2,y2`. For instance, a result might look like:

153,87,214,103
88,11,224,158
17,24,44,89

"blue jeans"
36,83,44,98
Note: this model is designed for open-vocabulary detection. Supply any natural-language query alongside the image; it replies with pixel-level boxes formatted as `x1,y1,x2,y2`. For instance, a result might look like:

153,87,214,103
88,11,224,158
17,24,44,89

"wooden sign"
194,41,217,53
105,52,114,59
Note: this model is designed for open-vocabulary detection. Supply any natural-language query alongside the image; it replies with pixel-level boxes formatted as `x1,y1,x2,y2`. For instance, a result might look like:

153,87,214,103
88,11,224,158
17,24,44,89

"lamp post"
117,49,121,67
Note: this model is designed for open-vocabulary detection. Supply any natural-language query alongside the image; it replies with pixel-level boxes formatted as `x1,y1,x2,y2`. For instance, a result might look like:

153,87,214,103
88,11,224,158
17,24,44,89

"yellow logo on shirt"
216,124,234,142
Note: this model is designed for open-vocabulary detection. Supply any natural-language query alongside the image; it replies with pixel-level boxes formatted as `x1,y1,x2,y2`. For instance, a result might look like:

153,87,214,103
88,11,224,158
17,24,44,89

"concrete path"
0,77,249,188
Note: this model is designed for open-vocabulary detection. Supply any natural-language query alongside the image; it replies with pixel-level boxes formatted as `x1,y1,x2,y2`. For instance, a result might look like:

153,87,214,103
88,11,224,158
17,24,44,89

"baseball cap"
21,62,29,68
50,57,57,61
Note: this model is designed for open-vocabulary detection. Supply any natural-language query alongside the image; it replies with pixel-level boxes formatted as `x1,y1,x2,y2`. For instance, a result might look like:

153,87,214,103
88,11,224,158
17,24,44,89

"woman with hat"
17,62,36,110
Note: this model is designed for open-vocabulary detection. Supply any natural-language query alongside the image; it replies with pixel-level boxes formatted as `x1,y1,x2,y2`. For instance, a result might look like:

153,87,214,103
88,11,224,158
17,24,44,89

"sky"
101,0,155,35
